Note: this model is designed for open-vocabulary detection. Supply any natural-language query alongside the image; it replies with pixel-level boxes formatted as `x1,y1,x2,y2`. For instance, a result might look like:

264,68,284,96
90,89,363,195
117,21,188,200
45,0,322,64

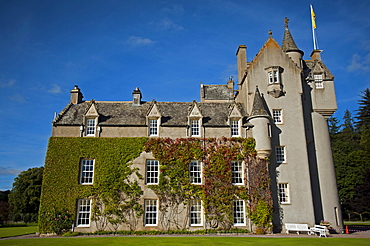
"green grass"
344,221,370,226
1,237,369,246
0,225,38,238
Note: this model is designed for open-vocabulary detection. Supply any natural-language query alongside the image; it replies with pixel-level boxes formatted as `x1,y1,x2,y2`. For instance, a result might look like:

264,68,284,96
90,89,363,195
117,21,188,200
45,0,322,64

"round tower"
282,17,304,68
248,87,272,159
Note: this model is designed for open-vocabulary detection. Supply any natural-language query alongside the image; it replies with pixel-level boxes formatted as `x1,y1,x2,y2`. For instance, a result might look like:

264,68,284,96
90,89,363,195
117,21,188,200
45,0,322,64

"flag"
311,5,316,29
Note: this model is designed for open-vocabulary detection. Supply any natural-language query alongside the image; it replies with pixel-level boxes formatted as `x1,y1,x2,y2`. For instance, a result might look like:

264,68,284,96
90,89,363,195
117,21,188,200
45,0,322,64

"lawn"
0,225,38,238
1,237,370,246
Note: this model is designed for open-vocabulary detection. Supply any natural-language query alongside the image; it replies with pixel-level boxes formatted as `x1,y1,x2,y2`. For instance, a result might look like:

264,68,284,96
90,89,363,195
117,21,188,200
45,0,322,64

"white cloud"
0,167,22,176
347,53,370,73
48,84,62,94
0,79,16,87
126,36,155,46
162,4,185,16
151,18,185,31
9,93,26,103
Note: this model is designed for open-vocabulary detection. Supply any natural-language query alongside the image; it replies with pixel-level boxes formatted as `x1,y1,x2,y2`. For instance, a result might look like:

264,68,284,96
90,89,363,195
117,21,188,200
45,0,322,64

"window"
231,161,243,185
144,200,158,226
278,183,290,204
86,118,96,136
146,160,159,185
273,109,283,124
191,119,200,137
190,200,202,226
233,200,246,225
275,146,286,164
189,161,202,184
268,70,279,84
231,120,240,137
314,74,323,89
80,159,94,184
149,119,158,136
76,199,91,226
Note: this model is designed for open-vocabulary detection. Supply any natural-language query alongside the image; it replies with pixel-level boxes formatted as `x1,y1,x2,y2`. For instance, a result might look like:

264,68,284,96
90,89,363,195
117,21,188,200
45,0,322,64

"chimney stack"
132,87,142,106
70,85,83,104
310,50,322,61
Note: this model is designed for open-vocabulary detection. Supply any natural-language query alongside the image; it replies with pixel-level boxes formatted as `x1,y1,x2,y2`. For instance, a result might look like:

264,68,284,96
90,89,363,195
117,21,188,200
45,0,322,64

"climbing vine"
39,137,147,233
145,137,272,231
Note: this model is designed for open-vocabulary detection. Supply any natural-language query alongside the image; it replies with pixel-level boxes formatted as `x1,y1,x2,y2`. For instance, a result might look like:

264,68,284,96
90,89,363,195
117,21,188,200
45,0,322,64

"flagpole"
310,4,318,50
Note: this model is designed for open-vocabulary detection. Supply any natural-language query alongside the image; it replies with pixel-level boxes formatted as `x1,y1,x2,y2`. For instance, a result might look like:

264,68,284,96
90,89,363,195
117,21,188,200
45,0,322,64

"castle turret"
282,18,303,68
248,87,271,159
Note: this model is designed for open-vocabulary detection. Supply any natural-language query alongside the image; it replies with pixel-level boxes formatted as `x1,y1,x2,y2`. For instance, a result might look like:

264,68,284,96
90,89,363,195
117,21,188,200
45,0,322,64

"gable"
147,103,161,118
85,102,99,117
189,103,202,118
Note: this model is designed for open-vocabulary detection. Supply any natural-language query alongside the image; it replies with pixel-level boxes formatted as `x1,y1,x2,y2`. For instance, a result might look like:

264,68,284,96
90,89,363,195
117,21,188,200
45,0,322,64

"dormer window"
149,118,159,136
191,119,200,137
84,101,99,137
188,102,203,138
314,74,323,89
147,101,161,137
230,119,240,137
86,118,96,136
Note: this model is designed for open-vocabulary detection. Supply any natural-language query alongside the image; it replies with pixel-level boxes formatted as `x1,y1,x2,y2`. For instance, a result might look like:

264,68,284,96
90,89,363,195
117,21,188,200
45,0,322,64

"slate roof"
53,101,247,127
304,60,334,80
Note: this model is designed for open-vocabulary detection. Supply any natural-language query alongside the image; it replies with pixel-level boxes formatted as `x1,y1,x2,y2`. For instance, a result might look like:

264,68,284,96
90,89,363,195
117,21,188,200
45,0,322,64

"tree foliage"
8,167,44,219
331,88,370,220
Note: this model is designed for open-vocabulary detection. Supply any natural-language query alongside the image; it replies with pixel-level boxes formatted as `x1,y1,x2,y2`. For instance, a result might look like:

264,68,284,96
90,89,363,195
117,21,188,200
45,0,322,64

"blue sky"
0,0,369,190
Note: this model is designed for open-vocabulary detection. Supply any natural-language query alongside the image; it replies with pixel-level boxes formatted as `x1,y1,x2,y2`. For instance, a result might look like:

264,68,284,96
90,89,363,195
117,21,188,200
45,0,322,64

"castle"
39,19,343,233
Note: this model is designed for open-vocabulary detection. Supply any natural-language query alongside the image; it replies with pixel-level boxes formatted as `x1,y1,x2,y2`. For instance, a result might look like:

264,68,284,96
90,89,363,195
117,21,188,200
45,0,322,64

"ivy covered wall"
38,137,148,233
39,137,272,233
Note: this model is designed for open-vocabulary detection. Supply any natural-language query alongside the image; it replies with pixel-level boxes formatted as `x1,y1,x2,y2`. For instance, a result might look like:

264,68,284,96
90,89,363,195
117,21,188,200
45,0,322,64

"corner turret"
282,18,303,68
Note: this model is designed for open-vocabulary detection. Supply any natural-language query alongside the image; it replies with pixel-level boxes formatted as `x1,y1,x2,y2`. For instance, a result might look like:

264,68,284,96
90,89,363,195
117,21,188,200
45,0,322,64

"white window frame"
278,183,290,204
233,199,246,226
275,146,286,164
189,160,202,184
231,161,244,185
189,200,203,226
230,119,240,137
86,118,96,136
149,118,159,136
314,74,324,89
273,109,283,124
146,160,159,185
79,159,94,185
76,199,91,227
144,199,158,226
268,70,279,84
190,119,200,137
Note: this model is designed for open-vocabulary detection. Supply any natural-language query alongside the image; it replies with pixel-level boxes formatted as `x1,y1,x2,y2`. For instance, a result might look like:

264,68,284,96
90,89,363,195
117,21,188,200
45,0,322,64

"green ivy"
38,137,147,233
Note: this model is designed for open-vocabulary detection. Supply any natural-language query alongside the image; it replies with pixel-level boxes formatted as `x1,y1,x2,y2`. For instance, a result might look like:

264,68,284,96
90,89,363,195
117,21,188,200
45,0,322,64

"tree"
328,116,341,136
0,190,10,225
8,167,44,221
355,88,370,131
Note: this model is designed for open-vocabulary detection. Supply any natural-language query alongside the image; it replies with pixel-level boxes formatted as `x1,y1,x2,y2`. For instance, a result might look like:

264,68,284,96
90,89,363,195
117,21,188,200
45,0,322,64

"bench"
285,223,311,234
310,225,327,237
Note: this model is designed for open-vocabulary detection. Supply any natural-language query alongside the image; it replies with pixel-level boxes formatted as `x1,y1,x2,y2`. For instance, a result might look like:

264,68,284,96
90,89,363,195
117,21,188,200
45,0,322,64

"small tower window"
314,74,324,89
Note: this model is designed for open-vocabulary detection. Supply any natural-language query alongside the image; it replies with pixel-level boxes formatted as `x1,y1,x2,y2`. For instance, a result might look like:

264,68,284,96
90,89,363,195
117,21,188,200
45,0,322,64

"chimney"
310,50,322,61
70,85,83,104
132,87,142,106
236,45,247,85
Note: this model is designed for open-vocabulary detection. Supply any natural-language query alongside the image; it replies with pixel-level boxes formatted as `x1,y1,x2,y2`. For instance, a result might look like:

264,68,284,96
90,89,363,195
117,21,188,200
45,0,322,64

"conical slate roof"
282,17,302,53
250,87,269,117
